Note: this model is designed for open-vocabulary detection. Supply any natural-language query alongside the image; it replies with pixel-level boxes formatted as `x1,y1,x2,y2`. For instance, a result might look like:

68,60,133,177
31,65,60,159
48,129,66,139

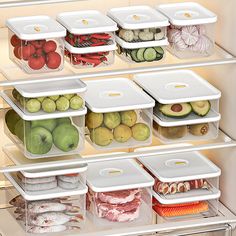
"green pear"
90,127,113,146
120,110,137,127
86,112,103,129
104,112,121,129
31,119,57,132
5,109,21,135
114,124,132,143
132,123,150,141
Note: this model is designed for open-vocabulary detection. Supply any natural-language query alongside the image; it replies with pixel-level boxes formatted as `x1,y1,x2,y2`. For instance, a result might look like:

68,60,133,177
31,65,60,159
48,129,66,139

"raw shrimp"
30,212,83,226
27,225,80,234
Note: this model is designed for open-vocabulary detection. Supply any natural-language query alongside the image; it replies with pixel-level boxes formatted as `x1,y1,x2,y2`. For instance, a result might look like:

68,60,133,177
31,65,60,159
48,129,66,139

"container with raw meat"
84,78,155,150
138,151,221,219
86,159,154,229
7,16,66,73
134,70,221,143
57,11,117,68
157,2,217,58
108,6,169,63
3,165,88,234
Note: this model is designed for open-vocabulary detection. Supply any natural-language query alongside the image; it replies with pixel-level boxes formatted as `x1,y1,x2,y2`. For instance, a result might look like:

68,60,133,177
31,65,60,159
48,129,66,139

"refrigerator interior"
0,0,236,236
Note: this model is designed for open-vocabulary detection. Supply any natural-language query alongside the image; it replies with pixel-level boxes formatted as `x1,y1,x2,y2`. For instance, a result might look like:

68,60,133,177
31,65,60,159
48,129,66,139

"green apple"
37,97,46,103
49,95,59,101
53,124,79,152
26,99,41,113
56,97,70,111
57,117,71,126
5,109,21,135
14,120,30,142
31,119,57,132
42,98,56,113
70,95,83,110
26,127,53,154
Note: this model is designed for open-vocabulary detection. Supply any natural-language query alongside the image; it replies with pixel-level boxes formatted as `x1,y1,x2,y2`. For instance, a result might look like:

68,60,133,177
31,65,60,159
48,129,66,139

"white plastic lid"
138,151,221,183
6,15,66,40
57,10,118,34
108,6,169,29
15,79,86,98
84,78,155,113
157,2,217,26
134,70,221,104
86,159,154,192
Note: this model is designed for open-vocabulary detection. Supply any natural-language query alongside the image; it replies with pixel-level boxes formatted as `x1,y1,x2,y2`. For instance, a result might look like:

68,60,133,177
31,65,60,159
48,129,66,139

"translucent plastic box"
4,108,86,159
84,78,155,150
157,2,217,58
7,16,66,73
86,159,154,229
138,151,221,219
4,165,88,234
134,70,221,143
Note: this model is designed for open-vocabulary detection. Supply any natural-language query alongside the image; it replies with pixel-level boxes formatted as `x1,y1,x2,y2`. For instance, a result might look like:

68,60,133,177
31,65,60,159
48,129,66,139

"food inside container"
157,2,217,58
4,109,86,159
86,159,154,228
7,16,66,73
84,78,155,150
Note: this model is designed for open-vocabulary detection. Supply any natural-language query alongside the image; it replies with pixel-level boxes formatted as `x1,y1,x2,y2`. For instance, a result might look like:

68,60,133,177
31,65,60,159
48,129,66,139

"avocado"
190,101,211,117
159,103,192,118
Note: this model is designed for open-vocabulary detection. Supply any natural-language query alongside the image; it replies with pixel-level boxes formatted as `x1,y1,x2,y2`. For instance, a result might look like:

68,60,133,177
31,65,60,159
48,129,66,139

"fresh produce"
90,127,113,146
46,51,62,69
85,112,103,129
57,117,72,125
12,89,84,113
131,123,150,141
190,101,211,116
189,123,209,136
120,110,137,127
114,124,132,143
43,40,57,53
31,119,57,133
5,109,21,135
159,125,188,139
14,119,25,141
104,112,121,129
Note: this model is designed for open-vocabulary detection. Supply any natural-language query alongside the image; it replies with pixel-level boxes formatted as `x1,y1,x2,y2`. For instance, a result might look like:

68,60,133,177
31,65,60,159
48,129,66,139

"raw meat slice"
57,174,80,184
17,172,56,184
58,179,79,190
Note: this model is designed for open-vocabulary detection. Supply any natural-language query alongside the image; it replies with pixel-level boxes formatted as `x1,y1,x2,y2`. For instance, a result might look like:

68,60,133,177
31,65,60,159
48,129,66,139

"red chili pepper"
97,51,109,56
90,41,107,47
101,57,108,62
90,33,111,40
84,55,102,59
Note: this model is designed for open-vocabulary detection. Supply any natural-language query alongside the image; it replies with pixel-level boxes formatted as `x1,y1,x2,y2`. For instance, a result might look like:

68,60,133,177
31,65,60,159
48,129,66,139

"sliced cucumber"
136,48,146,62
154,47,164,55
143,48,157,62
155,53,163,61
130,49,140,62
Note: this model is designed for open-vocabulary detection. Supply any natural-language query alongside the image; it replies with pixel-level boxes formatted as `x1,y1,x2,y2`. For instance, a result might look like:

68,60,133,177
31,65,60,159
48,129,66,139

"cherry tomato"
43,40,57,53
28,54,45,70
13,46,21,59
10,35,21,47
35,48,45,58
46,51,61,69
19,44,36,61
30,39,46,49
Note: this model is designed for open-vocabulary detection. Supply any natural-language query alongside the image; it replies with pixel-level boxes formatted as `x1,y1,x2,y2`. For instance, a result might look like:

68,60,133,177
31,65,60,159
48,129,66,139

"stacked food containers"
57,11,117,68
86,159,154,228
84,78,155,149
108,6,169,63
138,151,221,219
4,165,88,234
157,2,217,58
134,70,221,143
7,16,66,73
1,79,87,158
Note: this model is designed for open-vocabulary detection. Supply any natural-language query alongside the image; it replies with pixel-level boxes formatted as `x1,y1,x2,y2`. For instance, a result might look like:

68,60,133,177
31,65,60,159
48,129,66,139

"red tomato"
10,35,21,47
46,51,61,69
13,46,22,59
28,54,45,70
19,44,36,61
35,48,45,58
30,39,46,49
43,40,57,53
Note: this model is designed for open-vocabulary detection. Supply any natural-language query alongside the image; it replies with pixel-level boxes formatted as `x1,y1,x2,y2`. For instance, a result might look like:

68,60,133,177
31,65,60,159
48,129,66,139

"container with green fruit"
4,108,86,159
84,78,155,150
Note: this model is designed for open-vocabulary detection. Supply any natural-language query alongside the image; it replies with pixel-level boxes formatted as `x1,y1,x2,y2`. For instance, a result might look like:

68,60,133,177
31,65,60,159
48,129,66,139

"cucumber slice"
130,49,140,62
143,48,157,62
154,47,164,55
136,48,146,62
155,53,163,61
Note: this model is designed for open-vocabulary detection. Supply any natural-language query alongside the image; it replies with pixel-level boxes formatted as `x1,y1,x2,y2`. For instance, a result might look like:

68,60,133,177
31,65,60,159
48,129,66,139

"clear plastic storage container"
4,165,88,234
4,108,86,159
138,151,221,218
134,70,221,143
84,78,155,150
86,159,154,228
57,11,117,68
157,2,217,58
1,79,87,118
7,16,66,73
108,6,169,63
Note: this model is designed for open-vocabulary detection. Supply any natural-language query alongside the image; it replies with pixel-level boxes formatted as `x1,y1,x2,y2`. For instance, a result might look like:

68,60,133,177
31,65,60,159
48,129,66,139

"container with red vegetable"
57,11,117,68
7,16,66,74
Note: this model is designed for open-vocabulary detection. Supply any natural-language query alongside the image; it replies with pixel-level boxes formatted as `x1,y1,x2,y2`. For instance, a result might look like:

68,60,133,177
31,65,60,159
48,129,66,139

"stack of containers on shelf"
107,6,169,63
86,159,154,228
4,164,88,234
138,151,221,219
57,11,118,68
84,78,155,149
134,70,221,143
7,16,66,73
0,79,87,159
157,2,217,58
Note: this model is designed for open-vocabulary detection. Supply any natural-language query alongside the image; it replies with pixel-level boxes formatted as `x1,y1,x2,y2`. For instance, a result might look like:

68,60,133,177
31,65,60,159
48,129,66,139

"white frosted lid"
108,6,169,29
157,2,217,26
15,79,86,98
57,10,118,34
84,78,155,113
134,70,221,104
138,151,221,182
86,159,154,192
6,15,66,40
